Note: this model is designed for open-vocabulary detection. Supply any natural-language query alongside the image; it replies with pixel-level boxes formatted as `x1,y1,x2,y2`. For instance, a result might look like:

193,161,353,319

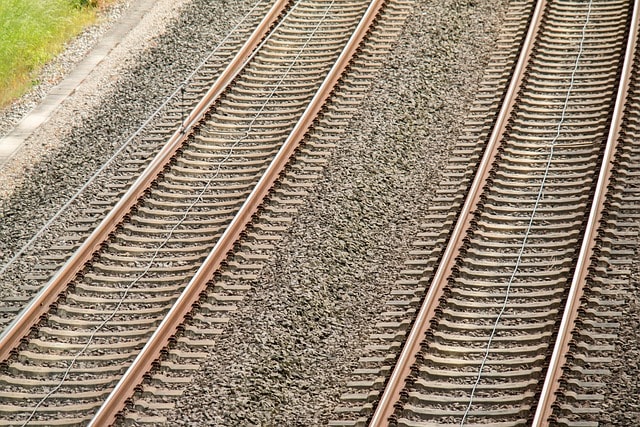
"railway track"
4,0,639,425
0,0,414,424
0,0,275,328
333,0,639,425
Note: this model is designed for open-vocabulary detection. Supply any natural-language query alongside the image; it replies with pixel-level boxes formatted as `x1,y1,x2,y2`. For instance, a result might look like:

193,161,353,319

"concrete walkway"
0,0,158,166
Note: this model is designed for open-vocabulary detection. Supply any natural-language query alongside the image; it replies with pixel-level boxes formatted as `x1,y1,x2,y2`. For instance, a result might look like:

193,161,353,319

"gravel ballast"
2,0,639,425
167,0,510,425
0,1,130,138
0,0,257,264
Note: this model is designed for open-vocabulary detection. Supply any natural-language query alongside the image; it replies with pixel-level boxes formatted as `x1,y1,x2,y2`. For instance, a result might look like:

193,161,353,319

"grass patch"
0,0,109,108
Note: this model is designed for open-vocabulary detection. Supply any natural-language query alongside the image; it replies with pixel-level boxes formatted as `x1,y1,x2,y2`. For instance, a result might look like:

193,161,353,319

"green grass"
0,0,100,107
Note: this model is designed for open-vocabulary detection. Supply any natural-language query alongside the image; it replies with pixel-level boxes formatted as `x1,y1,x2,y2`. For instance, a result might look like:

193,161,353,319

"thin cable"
460,1,593,424
0,0,267,278
20,0,338,423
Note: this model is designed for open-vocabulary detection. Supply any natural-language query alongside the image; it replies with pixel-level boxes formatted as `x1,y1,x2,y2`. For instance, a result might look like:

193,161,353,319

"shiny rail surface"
0,0,399,424
120,1,413,422
90,0,387,424
0,1,289,424
533,0,640,424
332,0,636,425
369,0,547,421
0,0,289,363
0,1,273,327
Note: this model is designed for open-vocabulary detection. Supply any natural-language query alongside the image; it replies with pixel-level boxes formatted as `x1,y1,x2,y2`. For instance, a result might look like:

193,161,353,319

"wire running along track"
91,0,387,422
2,0,636,425
368,0,640,425
0,0,290,363
0,0,391,425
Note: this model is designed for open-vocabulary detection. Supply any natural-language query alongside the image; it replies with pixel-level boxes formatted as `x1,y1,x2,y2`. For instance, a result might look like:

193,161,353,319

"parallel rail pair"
2,0,638,425
366,0,640,425
0,0,388,425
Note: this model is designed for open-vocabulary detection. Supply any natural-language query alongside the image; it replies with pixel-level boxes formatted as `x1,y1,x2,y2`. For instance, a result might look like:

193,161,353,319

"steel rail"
531,1,640,425
0,0,266,279
0,0,289,363
88,0,386,425
368,0,547,424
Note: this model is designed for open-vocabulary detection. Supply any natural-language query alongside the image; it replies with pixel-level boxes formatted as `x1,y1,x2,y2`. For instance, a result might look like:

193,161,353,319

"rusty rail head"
88,0,385,425
367,0,547,425
531,1,640,425
0,0,290,364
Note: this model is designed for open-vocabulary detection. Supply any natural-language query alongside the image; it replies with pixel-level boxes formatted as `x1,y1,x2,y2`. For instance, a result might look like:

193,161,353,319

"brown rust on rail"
367,0,547,424
88,0,387,425
532,1,640,425
0,0,290,363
